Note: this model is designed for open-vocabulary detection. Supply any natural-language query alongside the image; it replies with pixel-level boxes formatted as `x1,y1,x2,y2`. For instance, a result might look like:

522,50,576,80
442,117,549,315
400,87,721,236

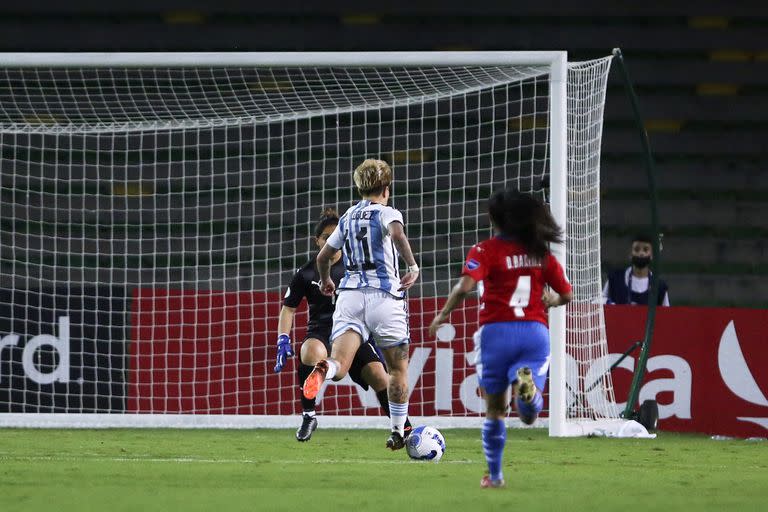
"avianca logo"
718,321,768,432
0,316,70,385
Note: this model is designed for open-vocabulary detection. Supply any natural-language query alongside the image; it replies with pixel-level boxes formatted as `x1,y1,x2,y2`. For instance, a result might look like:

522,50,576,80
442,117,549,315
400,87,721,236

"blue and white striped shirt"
325,200,405,298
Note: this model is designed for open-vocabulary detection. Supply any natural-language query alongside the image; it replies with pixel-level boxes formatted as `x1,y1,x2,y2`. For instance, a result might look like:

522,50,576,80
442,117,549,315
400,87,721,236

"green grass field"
0,428,766,512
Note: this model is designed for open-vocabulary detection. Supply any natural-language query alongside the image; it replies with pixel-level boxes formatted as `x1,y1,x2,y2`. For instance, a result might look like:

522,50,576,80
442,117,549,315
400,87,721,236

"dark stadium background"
0,0,766,308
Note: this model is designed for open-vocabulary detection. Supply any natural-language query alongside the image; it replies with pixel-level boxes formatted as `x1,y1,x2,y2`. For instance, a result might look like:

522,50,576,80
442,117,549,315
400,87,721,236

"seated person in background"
603,233,670,306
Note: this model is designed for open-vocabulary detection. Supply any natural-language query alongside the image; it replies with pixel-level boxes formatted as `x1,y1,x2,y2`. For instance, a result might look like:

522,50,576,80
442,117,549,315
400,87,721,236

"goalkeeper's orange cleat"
302,360,329,400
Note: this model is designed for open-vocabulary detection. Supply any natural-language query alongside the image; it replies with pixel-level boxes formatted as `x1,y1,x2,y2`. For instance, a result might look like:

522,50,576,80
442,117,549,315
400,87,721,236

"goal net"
0,52,621,435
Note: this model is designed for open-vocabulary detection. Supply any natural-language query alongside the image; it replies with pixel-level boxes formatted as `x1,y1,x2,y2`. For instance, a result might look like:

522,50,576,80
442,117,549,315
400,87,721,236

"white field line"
0,454,475,465
0,454,758,471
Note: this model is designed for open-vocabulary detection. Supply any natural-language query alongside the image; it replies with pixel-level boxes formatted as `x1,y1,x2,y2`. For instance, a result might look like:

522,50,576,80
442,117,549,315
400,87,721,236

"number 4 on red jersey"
462,237,572,327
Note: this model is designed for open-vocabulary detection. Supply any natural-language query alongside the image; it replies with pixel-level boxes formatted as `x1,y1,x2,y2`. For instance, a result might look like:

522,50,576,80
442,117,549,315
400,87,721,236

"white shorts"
331,288,410,349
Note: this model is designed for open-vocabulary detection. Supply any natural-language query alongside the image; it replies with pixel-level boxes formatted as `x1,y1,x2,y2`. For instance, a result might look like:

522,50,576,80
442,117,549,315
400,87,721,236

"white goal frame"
0,51,607,436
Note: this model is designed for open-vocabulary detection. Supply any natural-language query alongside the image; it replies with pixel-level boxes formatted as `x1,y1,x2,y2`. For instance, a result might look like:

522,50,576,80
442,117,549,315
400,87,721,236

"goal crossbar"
0,51,566,68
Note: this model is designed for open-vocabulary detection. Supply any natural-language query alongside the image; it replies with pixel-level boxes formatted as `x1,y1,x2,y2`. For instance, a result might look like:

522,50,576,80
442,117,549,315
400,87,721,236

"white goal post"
0,51,624,436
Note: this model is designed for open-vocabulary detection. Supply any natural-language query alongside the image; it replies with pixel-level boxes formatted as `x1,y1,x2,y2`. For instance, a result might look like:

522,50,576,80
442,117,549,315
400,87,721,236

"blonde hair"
353,159,392,197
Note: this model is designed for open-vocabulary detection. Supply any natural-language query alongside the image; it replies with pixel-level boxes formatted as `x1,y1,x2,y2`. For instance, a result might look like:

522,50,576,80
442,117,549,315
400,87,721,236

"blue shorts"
474,321,551,395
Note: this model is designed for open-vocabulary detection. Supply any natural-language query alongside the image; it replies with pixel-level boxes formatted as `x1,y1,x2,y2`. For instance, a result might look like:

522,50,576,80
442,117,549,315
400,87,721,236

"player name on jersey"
349,210,375,221
506,255,542,269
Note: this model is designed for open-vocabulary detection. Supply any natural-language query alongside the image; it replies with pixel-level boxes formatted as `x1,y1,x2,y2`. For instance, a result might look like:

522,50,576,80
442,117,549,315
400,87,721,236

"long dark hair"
313,207,339,238
488,189,563,260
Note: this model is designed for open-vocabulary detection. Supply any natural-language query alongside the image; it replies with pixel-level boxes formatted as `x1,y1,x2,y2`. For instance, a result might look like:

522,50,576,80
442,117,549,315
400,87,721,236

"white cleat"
516,366,537,403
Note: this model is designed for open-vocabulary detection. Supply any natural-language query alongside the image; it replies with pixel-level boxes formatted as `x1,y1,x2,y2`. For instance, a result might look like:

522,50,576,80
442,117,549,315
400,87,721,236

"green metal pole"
612,48,663,419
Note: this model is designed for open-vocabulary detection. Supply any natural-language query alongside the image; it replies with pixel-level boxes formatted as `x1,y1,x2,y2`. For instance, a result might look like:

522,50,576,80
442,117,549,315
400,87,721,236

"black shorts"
303,330,385,391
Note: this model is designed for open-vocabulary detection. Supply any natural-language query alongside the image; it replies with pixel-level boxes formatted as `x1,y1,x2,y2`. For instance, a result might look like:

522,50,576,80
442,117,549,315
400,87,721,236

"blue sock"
516,390,544,424
482,419,506,481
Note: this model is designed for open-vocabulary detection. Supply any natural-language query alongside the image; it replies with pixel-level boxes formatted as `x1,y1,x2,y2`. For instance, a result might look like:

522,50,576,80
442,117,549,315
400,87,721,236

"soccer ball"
406,426,446,462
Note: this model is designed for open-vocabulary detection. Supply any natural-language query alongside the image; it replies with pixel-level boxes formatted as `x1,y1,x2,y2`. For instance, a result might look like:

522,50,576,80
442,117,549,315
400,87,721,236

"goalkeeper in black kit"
273,208,412,441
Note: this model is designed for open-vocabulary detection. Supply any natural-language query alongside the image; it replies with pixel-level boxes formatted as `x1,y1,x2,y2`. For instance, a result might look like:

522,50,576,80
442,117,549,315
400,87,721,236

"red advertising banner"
129,289,284,414
129,289,481,417
604,305,768,438
130,290,768,437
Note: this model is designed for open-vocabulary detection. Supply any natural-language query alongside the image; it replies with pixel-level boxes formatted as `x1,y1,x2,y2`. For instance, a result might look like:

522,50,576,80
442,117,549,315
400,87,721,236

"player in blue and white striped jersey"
335,194,406,297
302,159,420,451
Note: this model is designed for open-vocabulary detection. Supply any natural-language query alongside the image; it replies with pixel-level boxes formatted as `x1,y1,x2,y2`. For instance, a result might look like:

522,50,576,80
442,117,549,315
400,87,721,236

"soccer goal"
0,52,624,436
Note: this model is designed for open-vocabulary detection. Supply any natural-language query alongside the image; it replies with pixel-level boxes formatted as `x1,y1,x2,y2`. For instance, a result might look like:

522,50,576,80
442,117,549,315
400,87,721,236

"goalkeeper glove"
274,334,294,373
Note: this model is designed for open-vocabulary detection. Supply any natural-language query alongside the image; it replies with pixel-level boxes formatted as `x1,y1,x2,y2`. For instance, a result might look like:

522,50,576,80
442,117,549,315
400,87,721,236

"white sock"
389,401,409,435
324,359,338,381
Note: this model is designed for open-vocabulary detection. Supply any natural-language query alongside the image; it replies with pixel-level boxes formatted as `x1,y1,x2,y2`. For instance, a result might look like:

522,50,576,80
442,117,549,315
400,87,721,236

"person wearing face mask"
603,233,670,306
